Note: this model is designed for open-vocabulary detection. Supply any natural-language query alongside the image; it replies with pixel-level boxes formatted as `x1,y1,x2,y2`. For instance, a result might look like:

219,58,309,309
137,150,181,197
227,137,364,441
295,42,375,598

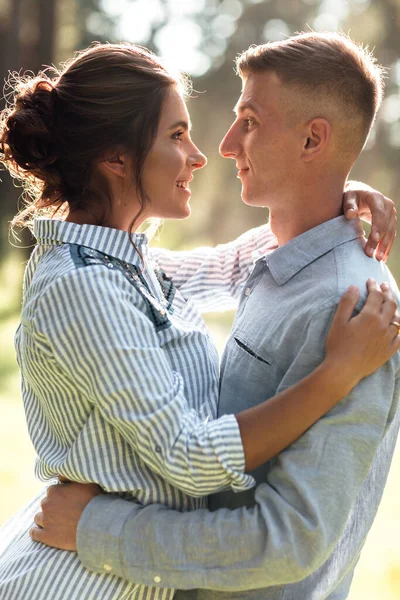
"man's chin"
241,191,268,208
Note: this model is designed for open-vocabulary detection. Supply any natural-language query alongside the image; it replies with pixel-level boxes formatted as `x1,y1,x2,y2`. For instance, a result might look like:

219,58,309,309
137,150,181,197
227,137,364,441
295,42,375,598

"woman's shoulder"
29,243,146,314
30,243,175,336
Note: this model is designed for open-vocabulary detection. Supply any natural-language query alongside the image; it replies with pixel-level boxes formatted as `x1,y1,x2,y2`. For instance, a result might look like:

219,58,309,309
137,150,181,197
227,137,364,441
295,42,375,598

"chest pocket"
69,244,176,332
233,330,273,366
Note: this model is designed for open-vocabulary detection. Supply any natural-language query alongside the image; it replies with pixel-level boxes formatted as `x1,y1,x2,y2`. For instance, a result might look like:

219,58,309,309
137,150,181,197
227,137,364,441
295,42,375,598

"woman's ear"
301,118,331,162
97,152,128,178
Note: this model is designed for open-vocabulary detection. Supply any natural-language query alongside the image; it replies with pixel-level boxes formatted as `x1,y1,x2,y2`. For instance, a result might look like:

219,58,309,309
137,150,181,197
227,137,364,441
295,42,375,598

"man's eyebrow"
233,101,260,116
168,120,192,131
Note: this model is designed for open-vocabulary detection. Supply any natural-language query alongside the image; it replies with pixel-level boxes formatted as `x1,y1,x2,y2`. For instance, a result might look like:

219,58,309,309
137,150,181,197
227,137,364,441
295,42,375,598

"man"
32,32,400,599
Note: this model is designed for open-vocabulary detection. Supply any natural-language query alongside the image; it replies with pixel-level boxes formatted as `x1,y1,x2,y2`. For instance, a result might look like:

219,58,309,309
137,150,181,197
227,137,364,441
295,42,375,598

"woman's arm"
150,186,396,313
238,279,400,471
37,269,399,497
151,224,276,313
344,180,397,260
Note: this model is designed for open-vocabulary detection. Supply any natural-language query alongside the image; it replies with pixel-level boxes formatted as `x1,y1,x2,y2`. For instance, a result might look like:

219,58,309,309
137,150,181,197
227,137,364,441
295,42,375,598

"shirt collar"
265,216,364,286
34,219,149,267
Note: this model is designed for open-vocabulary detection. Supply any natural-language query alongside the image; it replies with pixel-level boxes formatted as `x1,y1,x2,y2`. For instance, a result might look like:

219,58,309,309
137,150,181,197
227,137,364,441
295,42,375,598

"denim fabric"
77,217,400,599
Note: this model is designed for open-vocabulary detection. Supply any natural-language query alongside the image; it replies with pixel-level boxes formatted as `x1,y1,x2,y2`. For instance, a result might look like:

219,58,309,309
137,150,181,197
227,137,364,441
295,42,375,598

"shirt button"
155,445,162,454
103,564,113,572
244,287,251,296
153,575,162,584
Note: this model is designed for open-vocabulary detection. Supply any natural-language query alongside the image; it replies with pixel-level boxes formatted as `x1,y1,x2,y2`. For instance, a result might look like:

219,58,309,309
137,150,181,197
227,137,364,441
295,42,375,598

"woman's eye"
172,130,184,140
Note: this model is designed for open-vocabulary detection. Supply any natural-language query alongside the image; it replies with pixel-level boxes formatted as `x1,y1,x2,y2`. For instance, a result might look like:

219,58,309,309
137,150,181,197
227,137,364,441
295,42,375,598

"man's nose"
219,125,238,159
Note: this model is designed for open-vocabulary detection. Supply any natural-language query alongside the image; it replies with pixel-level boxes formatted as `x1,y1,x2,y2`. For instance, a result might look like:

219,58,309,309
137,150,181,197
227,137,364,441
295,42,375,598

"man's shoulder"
295,236,398,307
333,238,399,304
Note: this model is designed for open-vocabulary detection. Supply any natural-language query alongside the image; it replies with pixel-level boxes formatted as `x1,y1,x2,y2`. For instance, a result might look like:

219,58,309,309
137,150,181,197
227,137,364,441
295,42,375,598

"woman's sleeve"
150,224,277,312
35,266,255,497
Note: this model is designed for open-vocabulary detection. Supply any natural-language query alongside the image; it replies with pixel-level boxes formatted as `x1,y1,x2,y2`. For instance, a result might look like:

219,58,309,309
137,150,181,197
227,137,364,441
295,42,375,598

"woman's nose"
189,146,207,170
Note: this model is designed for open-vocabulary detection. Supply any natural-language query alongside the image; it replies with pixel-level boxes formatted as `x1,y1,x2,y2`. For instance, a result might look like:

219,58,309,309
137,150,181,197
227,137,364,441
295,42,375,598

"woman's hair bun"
1,76,59,177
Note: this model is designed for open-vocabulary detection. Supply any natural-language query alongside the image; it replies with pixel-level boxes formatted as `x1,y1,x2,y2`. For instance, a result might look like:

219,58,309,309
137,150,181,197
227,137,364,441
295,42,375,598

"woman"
0,43,398,600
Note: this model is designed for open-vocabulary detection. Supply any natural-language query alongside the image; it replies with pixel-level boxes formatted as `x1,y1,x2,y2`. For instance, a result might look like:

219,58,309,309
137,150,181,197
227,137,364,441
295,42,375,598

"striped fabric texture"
0,219,275,600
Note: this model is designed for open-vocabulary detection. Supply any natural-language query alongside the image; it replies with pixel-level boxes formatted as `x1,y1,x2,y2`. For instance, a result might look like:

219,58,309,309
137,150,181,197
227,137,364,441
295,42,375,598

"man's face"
219,71,302,208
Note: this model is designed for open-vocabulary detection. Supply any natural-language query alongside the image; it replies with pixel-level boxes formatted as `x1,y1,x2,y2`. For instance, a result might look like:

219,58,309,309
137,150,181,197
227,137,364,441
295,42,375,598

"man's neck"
269,182,346,246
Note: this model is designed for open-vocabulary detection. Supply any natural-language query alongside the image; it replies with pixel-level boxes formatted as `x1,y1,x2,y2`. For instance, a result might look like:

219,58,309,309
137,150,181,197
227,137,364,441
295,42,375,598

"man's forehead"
234,72,282,115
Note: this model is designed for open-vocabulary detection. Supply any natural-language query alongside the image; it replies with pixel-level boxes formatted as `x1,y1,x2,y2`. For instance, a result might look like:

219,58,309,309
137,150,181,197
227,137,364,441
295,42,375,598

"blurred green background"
0,1,399,598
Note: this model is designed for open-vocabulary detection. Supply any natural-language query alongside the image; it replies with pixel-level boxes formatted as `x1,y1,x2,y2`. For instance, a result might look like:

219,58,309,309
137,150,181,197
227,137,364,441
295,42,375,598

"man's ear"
301,118,331,162
97,152,128,178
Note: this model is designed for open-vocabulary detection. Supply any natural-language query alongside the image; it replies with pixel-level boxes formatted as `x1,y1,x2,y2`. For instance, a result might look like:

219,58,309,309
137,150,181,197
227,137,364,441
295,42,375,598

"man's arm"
35,306,399,592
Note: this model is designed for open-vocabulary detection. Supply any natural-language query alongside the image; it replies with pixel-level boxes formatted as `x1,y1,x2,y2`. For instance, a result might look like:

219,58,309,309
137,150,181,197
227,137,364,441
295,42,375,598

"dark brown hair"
0,42,189,229
236,31,385,155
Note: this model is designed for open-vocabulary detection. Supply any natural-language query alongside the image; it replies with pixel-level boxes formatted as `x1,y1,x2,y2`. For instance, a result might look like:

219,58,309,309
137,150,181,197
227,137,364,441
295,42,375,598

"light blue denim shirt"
76,217,400,599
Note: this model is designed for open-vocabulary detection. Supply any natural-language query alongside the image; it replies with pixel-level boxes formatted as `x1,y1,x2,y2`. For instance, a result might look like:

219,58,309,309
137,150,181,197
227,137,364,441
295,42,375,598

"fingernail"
373,231,380,241
378,251,384,260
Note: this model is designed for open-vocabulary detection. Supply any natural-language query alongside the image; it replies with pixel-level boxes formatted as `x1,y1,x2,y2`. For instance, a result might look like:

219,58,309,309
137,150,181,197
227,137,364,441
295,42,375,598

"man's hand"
343,180,397,261
29,482,102,551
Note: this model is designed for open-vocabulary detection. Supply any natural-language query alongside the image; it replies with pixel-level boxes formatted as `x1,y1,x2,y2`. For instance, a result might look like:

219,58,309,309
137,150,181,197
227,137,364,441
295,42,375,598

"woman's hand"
325,279,400,390
343,181,397,261
29,482,102,551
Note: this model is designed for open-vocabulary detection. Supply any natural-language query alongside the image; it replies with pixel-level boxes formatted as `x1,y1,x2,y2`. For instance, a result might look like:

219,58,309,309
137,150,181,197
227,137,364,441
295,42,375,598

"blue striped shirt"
0,218,275,600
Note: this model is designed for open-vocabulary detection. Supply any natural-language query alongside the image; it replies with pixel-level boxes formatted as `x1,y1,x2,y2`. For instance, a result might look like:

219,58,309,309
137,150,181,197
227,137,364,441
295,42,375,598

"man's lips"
237,168,249,177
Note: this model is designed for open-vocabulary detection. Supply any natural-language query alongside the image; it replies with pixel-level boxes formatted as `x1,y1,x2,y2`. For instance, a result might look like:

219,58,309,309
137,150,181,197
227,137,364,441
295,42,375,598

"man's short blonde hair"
236,32,386,158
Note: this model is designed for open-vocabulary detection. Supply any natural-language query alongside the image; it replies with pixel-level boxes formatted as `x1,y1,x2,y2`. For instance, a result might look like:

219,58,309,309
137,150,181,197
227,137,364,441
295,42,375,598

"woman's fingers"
375,205,397,262
331,285,360,324
362,278,387,314
379,282,399,325
391,330,400,352
342,190,358,218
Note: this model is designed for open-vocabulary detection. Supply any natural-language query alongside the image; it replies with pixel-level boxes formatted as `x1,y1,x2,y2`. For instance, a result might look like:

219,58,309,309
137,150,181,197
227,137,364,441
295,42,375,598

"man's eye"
244,117,255,128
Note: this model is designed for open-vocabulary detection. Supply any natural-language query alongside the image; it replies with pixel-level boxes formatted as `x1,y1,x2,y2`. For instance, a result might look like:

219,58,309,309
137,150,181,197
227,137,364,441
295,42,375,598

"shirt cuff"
207,414,256,492
77,495,137,577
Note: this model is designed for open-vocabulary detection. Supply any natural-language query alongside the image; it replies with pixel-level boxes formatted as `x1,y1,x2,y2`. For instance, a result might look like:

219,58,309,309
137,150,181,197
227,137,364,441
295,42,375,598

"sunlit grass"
0,253,399,599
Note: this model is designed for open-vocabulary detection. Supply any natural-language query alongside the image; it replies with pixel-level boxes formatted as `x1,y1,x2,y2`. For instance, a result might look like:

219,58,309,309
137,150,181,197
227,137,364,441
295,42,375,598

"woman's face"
140,86,207,220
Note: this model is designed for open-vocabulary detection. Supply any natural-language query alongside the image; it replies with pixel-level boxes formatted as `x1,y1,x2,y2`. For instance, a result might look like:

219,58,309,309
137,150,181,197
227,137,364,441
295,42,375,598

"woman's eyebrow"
168,120,192,131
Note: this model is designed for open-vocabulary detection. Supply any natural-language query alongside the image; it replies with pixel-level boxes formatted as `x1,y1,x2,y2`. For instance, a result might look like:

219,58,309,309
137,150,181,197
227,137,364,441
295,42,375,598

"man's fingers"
46,483,61,498
333,286,360,323
34,511,44,528
58,476,71,484
29,526,46,543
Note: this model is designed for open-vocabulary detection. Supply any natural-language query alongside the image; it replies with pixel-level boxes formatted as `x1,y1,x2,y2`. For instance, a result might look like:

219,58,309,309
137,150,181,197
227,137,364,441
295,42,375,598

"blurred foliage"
0,0,399,267
0,1,399,598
